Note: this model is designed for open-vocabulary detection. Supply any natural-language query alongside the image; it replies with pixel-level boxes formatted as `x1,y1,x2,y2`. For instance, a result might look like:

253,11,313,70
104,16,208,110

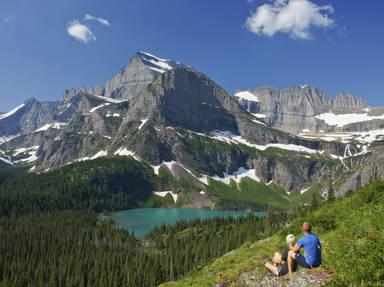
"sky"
0,0,384,112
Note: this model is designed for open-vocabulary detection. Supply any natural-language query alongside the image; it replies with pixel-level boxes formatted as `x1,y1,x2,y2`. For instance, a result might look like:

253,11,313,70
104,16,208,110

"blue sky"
1,0,383,111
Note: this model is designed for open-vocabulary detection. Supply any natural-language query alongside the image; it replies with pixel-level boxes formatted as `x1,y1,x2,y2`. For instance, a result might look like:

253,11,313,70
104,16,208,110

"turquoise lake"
102,208,265,239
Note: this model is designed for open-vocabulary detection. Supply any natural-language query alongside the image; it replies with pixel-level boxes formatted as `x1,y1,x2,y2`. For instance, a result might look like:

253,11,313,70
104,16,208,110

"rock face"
104,51,184,100
234,86,376,133
0,98,59,138
124,68,241,132
337,142,384,196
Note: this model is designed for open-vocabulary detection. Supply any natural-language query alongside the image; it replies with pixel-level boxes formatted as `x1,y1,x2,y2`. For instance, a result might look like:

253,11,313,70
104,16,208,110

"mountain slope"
161,181,384,287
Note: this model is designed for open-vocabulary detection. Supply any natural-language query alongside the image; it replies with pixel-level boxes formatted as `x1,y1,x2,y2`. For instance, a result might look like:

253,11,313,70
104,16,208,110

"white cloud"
245,0,334,39
67,20,96,44
84,14,111,26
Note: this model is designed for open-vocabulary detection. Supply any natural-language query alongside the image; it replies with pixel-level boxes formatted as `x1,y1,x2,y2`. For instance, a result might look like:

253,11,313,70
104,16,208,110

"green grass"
206,178,290,209
206,177,321,209
161,181,384,287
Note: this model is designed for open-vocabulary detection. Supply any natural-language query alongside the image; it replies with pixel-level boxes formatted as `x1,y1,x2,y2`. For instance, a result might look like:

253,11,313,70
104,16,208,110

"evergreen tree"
311,191,319,211
328,180,336,202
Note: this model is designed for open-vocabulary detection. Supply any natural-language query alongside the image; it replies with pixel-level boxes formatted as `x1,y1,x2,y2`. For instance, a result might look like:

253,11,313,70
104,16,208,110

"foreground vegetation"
161,181,384,286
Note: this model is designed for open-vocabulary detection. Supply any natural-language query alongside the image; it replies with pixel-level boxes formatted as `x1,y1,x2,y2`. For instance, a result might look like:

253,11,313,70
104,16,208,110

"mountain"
104,51,185,100
234,86,384,133
1,51,384,208
0,98,60,141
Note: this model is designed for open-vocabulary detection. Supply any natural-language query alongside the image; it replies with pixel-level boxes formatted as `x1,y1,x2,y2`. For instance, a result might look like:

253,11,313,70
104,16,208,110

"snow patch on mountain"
34,122,67,133
0,104,25,120
138,51,174,74
93,95,126,104
213,167,260,185
14,146,40,164
90,103,111,113
114,147,140,160
153,191,178,203
152,161,208,185
106,112,121,118
301,187,310,194
209,130,326,156
316,112,384,127
138,119,148,130
300,129,384,145
234,91,259,102
76,150,108,162
0,149,12,165
251,113,267,119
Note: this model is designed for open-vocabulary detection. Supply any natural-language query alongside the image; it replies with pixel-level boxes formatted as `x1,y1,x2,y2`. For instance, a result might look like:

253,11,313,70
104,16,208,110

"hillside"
161,181,384,286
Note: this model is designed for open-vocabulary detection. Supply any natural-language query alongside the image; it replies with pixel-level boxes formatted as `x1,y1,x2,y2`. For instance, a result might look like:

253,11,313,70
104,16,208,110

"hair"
302,222,312,233
286,234,295,246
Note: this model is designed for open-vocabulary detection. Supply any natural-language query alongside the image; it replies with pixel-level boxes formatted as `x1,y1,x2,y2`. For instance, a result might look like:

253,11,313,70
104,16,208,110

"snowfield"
0,104,25,120
139,51,174,74
234,91,259,102
299,129,384,145
14,146,40,164
209,130,326,156
76,150,108,162
153,191,178,203
251,113,267,119
316,112,384,127
212,167,260,185
34,122,68,133
93,95,126,104
90,103,111,113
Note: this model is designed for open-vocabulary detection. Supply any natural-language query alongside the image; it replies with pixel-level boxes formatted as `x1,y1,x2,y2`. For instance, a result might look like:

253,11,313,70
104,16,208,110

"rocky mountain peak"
62,87,87,103
333,92,368,113
103,51,185,101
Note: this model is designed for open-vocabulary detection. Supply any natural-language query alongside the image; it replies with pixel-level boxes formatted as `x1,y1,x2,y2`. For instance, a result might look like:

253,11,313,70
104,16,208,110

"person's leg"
264,261,279,276
294,254,311,269
288,250,296,275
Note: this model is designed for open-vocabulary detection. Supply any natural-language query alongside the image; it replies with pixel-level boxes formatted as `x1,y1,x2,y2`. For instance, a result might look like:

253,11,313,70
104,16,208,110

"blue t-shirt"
297,233,322,266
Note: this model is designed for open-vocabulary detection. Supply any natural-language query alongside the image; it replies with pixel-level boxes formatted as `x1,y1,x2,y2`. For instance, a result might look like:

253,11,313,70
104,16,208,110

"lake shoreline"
100,208,266,239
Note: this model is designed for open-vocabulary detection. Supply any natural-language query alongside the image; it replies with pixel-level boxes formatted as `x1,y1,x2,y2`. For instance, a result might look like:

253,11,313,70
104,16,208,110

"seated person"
288,222,322,275
264,234,297,277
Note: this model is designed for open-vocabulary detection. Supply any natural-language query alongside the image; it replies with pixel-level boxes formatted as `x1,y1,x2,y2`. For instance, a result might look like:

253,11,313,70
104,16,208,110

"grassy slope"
161,181,384,287
207,178,320,209
206,179,290,208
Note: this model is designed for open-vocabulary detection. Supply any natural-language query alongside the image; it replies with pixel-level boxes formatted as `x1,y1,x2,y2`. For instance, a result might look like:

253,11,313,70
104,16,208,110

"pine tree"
311,191,319,211
328,181,336,202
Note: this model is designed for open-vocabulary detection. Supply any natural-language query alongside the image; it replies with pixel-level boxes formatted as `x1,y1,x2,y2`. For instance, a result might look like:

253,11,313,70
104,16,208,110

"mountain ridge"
1,51,384,203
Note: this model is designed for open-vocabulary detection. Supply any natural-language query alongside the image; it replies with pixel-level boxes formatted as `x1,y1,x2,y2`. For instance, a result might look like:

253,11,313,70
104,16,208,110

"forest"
0,158,297,287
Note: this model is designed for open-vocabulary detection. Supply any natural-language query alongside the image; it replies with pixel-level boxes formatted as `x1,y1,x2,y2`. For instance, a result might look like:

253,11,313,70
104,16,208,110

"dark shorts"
294,254,320,269
277,263,289,277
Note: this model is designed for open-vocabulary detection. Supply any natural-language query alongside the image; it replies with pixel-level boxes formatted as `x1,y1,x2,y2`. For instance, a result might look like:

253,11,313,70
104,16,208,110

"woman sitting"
264,234,297,277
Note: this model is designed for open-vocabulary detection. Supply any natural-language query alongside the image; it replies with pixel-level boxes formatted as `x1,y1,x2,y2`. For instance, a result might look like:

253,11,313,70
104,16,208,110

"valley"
0,51,383,287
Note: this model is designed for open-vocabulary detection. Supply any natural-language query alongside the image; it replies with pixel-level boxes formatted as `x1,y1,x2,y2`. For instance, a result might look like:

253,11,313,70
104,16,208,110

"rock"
234,86,376,134
238,269,331,287
104,51,184,100
0,97,60,138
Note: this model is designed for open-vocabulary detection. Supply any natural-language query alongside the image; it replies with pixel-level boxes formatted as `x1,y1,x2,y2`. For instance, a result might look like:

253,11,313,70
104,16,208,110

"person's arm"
292,238,304,253
292,243,300,253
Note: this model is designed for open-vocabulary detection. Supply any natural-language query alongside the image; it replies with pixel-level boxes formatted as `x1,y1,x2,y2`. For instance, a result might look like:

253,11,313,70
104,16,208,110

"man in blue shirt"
288,222,322,275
